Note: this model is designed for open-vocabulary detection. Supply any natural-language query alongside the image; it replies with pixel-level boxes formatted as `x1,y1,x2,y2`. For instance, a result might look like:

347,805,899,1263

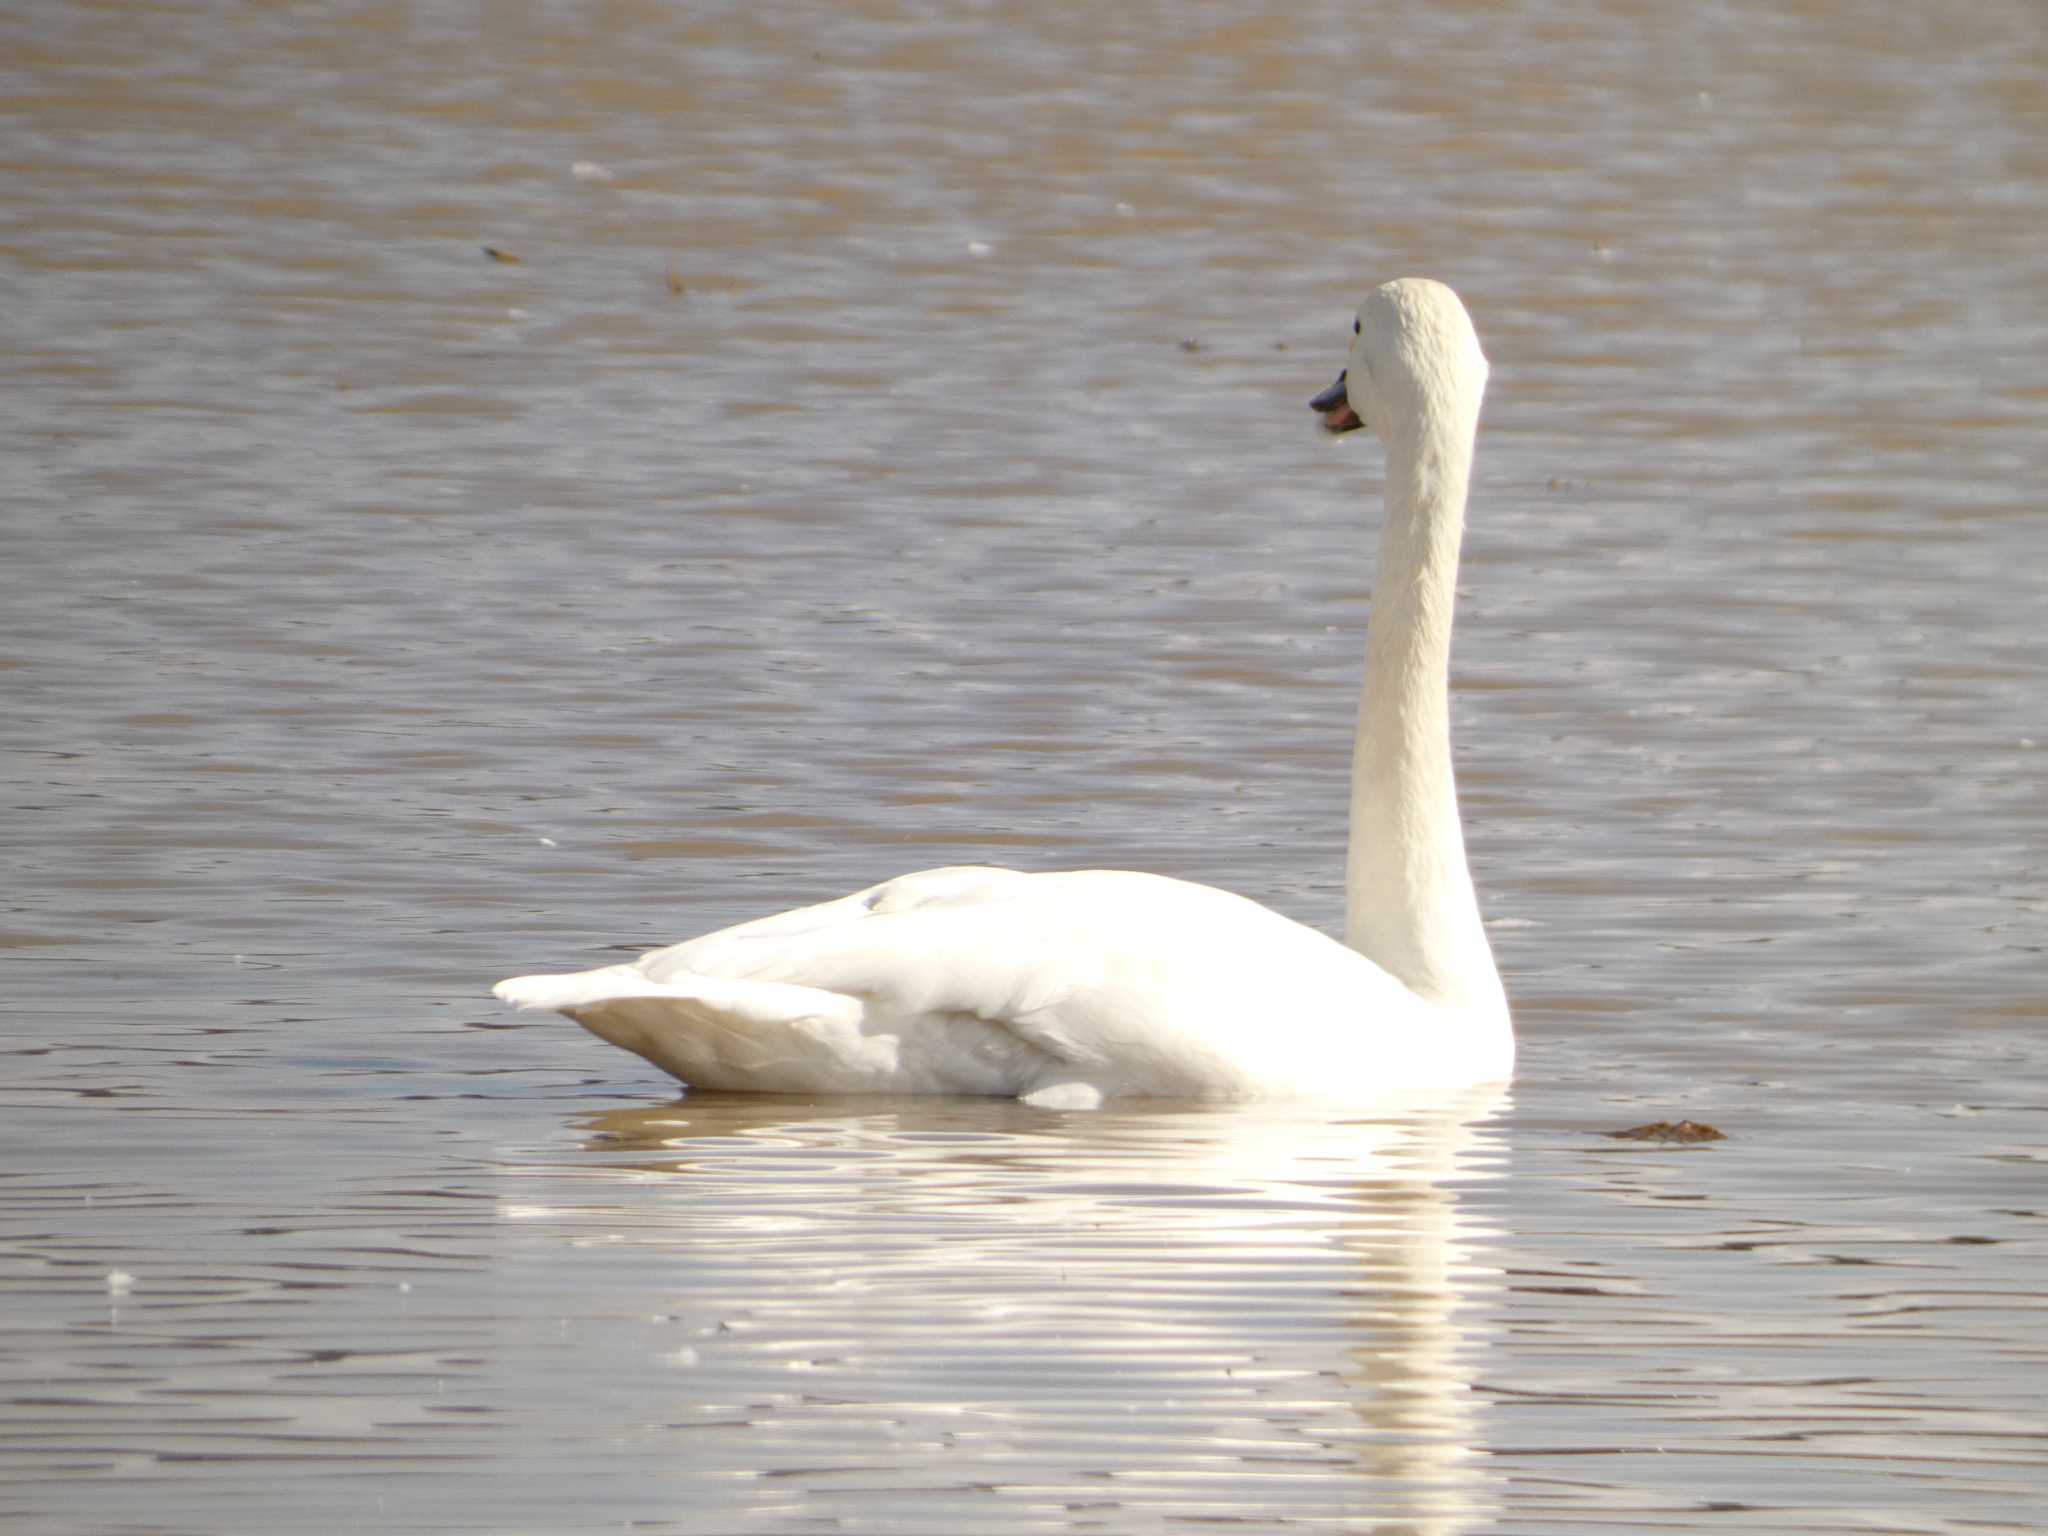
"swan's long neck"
1344,399,1503,1017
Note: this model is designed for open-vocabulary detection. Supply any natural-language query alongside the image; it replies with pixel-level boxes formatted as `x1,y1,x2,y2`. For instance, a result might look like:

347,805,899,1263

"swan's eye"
1352,318,1361,336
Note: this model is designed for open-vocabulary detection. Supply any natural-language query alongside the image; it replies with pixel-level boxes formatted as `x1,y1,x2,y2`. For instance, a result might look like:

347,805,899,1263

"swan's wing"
493,959,1044,1096
494,867,1112,1095
643,869,1087,1016
644,865,1038,976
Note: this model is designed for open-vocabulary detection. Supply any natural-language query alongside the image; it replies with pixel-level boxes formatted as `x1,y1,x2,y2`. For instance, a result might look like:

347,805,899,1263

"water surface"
3,1,2045,1531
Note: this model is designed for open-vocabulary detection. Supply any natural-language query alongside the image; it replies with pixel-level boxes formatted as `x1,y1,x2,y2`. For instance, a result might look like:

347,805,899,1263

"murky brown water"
4,1,2045,1531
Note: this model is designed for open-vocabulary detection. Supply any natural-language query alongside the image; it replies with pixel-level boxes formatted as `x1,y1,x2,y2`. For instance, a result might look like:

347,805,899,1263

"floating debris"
571,160,616,183
1178,338,1202,353
1607,1119,1726,1143
665,265,685,296
482,247,522,264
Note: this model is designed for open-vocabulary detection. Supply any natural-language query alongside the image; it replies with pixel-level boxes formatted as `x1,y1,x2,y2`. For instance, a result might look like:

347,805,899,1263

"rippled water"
4,1,2045,1531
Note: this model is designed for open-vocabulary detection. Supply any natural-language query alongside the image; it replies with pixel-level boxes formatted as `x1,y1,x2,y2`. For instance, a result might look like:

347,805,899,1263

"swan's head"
1311,278,1488,442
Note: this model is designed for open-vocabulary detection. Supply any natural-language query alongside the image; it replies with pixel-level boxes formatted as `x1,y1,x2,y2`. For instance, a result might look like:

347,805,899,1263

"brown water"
4,1,2046,1531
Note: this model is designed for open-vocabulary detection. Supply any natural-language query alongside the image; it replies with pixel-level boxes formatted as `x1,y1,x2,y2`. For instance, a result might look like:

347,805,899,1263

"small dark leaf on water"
1607,1119,1726,1143
1178,337,1201,352
665,265,686,295
483,246,522,263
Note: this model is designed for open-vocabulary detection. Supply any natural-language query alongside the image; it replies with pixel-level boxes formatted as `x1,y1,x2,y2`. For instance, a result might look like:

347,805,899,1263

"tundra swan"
495,278,1512,1105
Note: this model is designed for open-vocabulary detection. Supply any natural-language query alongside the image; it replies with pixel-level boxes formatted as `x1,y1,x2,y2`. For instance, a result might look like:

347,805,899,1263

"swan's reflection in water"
531,1086,1509,1532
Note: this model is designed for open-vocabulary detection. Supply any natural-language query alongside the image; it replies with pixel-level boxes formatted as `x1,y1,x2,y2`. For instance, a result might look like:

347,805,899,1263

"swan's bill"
1310,369,1363,434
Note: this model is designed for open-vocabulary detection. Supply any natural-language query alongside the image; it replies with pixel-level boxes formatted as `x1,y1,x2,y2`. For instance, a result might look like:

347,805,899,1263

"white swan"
495,278,1511,1105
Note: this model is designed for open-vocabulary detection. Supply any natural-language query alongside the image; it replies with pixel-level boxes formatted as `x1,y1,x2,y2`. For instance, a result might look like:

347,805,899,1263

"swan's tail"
491,964,902,1091
494,966,646,1013
494,964,860,1028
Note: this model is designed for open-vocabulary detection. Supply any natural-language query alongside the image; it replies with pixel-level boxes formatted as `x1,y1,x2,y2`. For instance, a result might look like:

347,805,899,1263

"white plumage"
497,279,1513,1103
